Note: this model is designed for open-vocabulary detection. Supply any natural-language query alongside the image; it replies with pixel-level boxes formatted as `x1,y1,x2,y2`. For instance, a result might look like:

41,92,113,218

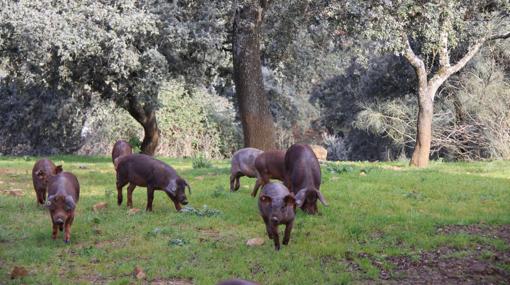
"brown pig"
114,154,190,212
229,147,263,192
258,182,296,251
37,170,79,243
32,159,63,205
251,150,286,197
284,144,327,215
112,140,133,164
217,280,260,285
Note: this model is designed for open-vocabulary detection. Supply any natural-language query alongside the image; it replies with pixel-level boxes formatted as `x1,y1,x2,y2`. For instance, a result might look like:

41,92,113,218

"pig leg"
64,215,74,243
146,187,155,212
173,200,182,212
52,224,58,240
271,223,280,250
116,180,127,206
262,216,273,239
127,183,136,208
251,178,262,197
234,174,241,191
229,173,236,192
283,220,294,246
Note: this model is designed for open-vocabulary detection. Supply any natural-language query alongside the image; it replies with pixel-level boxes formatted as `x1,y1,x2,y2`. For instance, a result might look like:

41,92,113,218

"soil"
353,225,510,284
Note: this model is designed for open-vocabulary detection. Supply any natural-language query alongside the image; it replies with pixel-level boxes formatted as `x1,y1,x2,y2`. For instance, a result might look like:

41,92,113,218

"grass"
0,156,509,284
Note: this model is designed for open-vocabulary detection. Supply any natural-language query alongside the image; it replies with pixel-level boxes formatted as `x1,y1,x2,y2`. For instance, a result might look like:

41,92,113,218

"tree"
232,0,277,150
0,1,166,155
341,0,510,167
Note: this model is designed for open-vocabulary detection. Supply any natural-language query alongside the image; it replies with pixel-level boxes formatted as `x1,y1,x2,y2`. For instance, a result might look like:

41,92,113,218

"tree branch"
488,32,510,41
403,38,428,92
438,30,450,68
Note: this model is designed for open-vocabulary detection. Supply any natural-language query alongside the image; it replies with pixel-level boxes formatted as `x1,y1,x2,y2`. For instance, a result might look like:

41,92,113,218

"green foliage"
0,157,509,284
192,154,213,169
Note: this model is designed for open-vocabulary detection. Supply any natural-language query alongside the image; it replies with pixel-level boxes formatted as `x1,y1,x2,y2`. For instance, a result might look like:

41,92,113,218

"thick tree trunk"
126,96,160,156
232,2,276,150
410,88,434,167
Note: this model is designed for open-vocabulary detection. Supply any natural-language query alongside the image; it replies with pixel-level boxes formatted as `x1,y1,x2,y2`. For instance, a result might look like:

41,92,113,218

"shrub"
192,154,213,169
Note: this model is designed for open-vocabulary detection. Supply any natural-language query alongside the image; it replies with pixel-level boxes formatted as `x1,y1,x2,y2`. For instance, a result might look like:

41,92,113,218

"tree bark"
126,96,160,156
232,1,276,150
410,87,434,167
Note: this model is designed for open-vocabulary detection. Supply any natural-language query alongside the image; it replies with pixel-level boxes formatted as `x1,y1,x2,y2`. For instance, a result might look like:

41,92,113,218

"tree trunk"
126,96,160,156
232,2,276,151
410,88,434,167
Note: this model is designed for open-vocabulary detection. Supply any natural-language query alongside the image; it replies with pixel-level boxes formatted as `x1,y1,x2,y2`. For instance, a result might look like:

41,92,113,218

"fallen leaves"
133,266,146,280
246,237,265,247
0,189,24,197
10,266,28,279
92,202,108,213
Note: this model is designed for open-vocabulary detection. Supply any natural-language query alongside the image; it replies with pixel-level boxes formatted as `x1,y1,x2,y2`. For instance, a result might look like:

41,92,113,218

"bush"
192,154,213,169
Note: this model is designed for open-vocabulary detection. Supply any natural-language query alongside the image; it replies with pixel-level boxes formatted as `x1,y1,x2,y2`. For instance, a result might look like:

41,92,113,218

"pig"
284,144,327,215
251,150,286,197
36,170,79,243
32,159,63,205
112,140,132,163
258,182,296,250
216,280,260,285
229,147,263,192
114,154,190,212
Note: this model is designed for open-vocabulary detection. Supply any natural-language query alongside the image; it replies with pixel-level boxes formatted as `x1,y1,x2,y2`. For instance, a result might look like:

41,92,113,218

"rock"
78,165,88,169
128,208,141,215
246,237,265,247
1,189,24,197
92,202,108,213
134,266,146,280
10,266,28,279
310,145,328,161
359,171,367,176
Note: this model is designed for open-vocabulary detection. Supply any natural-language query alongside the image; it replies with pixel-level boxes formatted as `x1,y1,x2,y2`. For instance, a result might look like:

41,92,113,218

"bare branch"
403,38,428,90
438,30,450,68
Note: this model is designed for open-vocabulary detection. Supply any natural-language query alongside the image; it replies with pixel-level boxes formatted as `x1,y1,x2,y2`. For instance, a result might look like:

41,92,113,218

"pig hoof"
64,239,70,244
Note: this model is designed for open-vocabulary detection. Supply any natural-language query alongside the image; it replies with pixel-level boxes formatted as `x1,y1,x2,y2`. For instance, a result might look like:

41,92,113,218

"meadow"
0,156,509,284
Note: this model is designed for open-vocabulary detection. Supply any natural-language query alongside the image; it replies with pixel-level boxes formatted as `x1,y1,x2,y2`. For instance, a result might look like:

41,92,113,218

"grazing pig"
251,150,286,197
112,140,132,163
217,279,260,285
258,182,296,250
32,159,63,205
285,144,327,215
230,148,263,192
36,170,79,243
115,154,190,212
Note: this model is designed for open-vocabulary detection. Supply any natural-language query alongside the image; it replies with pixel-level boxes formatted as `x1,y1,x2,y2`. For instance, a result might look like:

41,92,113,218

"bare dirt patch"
350,225,510,284
150,278,193,285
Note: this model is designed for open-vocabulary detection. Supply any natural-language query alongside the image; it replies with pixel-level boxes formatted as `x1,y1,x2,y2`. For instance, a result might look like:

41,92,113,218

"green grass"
0,156,509,284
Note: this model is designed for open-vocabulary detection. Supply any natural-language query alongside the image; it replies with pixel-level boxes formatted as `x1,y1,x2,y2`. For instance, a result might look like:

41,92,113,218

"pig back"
117,154,176,188
47,172,80,202
32,159,57,186
112,140,133,163
285,144,321,191
232,148,263,177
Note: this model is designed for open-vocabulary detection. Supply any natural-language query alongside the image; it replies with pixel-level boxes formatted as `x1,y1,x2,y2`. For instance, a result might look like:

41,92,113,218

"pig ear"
283,194,295,207
54,165,63,174
65,196,75,211
259,195,272,204
180,178,191,195
316,190,328,206
166,180,177,195
295,189,306,208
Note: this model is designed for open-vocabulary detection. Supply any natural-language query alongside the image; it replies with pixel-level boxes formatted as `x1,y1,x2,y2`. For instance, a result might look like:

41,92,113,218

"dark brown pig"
32,159,63,205
217,279,260,285
258,182,296,251
37,171,79,243
112,140,132,163
115,154,190,212
229,148,263,192
251,150,286,197
284,144,327,215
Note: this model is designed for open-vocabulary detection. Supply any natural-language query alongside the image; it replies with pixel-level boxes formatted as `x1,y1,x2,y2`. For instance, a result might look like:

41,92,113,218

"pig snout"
180,198,189,205
271,216,279,224
54,217,65,225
